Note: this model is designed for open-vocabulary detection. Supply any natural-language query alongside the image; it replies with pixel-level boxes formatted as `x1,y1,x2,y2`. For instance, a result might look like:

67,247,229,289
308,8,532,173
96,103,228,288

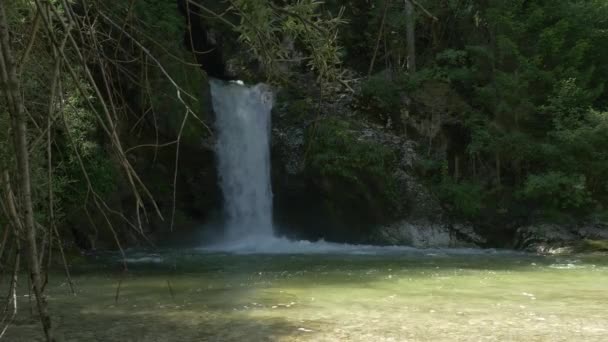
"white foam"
123,256,163,264
199,236,509,256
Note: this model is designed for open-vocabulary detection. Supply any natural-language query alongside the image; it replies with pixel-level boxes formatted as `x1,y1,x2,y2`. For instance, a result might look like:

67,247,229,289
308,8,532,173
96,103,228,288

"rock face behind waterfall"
371,221,485,248
269,75,608,249
270,75,483,246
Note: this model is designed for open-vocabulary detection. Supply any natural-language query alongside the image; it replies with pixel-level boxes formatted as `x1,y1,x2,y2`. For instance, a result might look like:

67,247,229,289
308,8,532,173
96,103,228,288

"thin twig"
368,0,390,77
170,108,191,232
410,0,438,21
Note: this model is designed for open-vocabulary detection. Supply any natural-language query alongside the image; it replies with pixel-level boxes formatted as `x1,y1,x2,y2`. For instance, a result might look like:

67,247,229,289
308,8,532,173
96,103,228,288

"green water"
4,249,608,341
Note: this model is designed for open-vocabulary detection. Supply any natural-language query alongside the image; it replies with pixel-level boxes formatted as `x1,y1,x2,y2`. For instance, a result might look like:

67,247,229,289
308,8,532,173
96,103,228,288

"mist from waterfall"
210,79,274,245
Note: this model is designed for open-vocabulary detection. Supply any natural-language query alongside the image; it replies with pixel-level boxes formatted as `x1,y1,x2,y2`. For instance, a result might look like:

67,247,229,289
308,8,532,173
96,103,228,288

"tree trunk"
495,153,502,187
0,3,54,341
454,155,460,181
472,154,477,177
404,0,416,73
368,0,389,77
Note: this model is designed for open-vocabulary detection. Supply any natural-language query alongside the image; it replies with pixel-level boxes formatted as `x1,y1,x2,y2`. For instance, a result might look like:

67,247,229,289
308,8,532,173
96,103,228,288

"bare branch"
409,0,438,21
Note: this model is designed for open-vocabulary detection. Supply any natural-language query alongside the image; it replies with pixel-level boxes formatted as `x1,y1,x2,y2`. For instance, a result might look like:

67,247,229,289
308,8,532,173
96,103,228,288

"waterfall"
210,79,274,244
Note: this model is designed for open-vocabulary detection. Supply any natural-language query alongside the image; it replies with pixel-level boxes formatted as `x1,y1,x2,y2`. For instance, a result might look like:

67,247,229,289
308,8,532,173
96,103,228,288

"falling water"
210,79,274,244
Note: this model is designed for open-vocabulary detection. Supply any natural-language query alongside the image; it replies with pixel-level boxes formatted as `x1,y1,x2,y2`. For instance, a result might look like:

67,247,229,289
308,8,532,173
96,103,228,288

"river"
4,248,607,341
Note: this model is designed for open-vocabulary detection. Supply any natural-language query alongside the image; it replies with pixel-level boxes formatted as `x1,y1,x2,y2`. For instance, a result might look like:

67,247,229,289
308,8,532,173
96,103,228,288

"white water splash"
200,234,518,255
210,79,274,244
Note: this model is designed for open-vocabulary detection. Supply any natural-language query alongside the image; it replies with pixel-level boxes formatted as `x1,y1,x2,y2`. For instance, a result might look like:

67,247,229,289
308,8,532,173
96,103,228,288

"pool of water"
4,248,608,341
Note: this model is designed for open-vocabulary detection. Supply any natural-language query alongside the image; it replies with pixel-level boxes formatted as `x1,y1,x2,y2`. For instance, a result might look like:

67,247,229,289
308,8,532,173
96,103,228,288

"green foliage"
436,49,468,67
308,118,394,185
358,72,429,128
130,0,208,143
305,118,398,222
437,179,485,220
284,98,315,123
5,0,608,244
544,78,602,131
131,0,185,44
547,110,608,199
521,172,593,211
360,74,404,113
416,0,608,222
99,0,210,146
432,49,474,84
48,79,118,221
330,0,608,224
0,2,120,230
232,0,345,83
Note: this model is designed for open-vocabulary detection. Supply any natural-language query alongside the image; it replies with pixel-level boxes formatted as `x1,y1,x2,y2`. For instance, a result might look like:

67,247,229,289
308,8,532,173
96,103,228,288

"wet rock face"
268,78,485,245
516,224,579,251
372,221,462,248
577,224,608,240
272,126,305,176
515,223,608,253
392,169,442,220
371,221,486,248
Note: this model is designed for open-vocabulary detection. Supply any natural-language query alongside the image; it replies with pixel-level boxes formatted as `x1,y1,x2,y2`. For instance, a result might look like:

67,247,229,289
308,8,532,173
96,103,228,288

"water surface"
4,248,607,341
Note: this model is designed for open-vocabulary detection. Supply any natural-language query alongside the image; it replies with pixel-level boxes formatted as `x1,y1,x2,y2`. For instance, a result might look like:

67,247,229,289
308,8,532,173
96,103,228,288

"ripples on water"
5,242,608,342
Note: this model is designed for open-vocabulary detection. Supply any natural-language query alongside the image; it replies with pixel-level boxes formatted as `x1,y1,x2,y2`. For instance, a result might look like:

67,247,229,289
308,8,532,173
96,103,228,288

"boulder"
515,223,608,253
450,223,487,246
577,223,608,240
515,224,579,252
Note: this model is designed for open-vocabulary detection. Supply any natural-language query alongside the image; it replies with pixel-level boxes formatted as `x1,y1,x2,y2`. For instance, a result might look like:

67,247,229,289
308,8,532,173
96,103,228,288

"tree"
404,0,437,73
404,0,415,72
0,2,53,340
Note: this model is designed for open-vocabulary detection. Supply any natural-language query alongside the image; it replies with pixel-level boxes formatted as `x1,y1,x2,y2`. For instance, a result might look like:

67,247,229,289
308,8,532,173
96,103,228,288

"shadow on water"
4,268,302,342
7,310,300,342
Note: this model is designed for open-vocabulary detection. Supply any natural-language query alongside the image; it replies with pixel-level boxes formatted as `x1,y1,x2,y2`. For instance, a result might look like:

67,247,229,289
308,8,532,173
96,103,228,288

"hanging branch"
368,0,390,77
0,225,9,269
409,0,438,22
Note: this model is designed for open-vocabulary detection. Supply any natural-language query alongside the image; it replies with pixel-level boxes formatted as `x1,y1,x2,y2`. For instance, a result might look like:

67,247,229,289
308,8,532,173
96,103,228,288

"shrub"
521,171,593,211
437,180,485,220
